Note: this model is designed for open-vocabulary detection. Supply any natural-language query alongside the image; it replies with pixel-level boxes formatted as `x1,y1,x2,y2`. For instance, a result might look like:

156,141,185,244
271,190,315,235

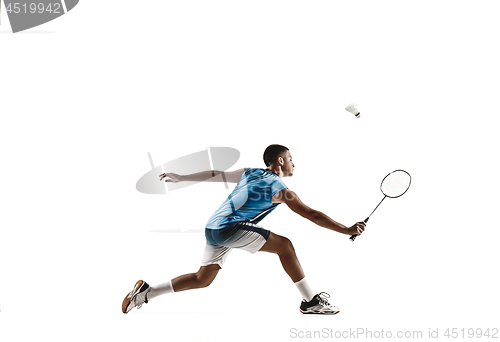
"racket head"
380,169,411,198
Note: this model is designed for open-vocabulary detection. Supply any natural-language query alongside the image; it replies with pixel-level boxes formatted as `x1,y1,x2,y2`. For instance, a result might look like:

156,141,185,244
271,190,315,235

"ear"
277,156,285,165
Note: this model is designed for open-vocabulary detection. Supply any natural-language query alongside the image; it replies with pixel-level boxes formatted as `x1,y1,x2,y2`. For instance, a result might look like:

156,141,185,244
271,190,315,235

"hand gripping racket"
350,170,411,242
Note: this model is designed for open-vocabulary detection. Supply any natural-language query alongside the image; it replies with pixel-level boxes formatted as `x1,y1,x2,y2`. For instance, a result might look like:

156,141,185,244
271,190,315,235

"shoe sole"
300,309,340,315
122,280,145,314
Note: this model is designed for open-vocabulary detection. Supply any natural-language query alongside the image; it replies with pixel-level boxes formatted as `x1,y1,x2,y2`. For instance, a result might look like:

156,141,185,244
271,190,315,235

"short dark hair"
263,144,289,167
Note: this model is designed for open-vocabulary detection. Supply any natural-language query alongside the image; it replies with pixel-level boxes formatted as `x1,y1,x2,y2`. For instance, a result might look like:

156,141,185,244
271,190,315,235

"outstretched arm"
160,168,246,183
272,188,366,236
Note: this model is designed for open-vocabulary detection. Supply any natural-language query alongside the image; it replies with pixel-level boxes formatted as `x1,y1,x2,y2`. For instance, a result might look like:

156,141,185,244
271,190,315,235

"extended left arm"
160,168,246,183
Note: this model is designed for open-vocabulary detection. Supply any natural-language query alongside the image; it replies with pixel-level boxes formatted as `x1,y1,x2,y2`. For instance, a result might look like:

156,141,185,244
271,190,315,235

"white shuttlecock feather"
345,103,360,118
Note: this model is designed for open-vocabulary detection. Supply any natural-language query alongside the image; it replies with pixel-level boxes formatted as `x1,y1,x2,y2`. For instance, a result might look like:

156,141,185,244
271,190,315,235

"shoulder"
243,168,271,178
224,168,248,183
242,168,259,175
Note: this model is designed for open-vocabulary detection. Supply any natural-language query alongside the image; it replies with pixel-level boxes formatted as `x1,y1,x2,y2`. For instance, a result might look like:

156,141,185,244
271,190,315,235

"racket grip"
349,217,369,242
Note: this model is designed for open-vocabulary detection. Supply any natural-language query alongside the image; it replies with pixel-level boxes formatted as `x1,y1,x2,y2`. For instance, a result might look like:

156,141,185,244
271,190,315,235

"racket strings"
381,170,411,198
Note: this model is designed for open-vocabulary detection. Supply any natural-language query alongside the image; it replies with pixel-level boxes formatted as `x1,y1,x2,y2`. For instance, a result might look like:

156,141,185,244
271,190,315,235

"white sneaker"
299,292,339,314
122,280,151,314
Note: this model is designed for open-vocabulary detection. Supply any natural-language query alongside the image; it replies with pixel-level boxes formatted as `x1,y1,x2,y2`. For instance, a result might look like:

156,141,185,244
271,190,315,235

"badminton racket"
350,170,411,242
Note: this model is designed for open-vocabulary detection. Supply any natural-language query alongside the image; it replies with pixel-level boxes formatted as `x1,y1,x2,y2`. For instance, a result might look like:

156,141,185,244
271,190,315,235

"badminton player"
122,144,366,314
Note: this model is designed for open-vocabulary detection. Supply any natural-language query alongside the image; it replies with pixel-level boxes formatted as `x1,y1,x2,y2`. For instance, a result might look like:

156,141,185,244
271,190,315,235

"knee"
195,269,218,288
196,276,212,288
278,236,295,255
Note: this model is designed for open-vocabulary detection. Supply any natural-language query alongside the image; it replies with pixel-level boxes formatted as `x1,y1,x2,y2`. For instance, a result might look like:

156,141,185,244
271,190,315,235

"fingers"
159,173,172,182
356,221,366,235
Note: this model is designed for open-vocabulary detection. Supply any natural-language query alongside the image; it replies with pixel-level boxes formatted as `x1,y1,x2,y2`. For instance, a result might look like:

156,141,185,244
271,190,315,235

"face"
281,151,295,177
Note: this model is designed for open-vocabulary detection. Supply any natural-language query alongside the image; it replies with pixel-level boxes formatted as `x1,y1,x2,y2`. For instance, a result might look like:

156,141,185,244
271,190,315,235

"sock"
148,279,174,300
294,277,315,301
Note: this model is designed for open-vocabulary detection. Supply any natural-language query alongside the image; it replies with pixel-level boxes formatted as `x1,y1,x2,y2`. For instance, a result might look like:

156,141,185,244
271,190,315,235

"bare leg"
259,232,305,282
171,264,221,292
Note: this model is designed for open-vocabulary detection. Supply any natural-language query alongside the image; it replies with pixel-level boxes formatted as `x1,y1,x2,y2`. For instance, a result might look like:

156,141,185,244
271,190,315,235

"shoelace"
317,292,332,307
136,293,148,309
130,287,149,310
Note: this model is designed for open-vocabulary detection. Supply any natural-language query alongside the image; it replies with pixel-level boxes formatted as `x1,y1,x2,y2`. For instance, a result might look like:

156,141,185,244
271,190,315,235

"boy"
123,145,366,314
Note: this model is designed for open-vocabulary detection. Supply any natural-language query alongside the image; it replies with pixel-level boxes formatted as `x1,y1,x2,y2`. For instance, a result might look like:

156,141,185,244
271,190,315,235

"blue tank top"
206,168,288,229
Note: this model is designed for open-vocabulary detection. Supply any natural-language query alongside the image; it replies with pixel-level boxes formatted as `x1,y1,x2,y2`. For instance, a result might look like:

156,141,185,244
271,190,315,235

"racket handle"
349,217,370,242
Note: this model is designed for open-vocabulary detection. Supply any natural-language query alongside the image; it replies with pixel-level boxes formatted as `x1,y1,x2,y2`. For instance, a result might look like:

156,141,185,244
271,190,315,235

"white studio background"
1,1,499,341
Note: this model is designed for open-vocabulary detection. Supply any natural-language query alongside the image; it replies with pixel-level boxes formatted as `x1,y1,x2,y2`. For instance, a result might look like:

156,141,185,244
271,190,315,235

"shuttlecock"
345,103,360,118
